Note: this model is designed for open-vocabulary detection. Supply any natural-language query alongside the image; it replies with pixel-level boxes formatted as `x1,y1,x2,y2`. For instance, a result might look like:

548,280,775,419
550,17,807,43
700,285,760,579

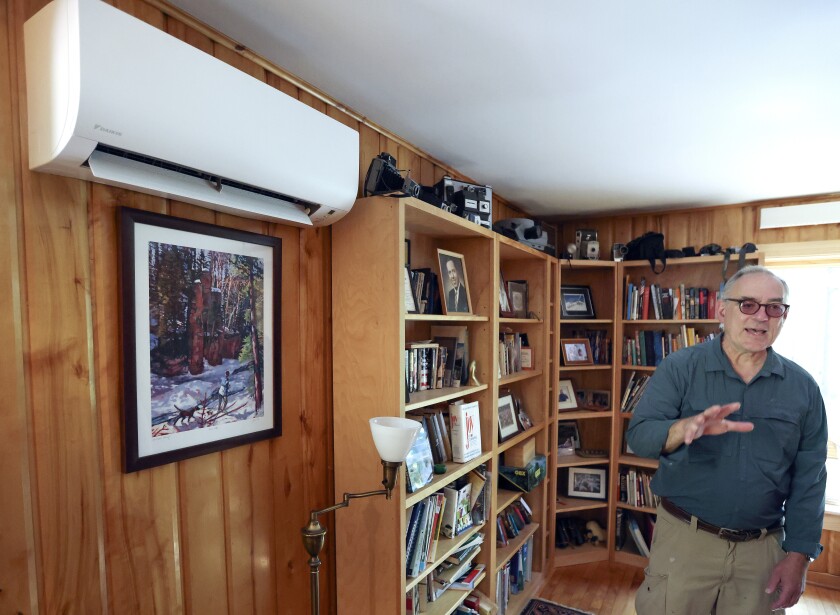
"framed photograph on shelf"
520,347,534,370
585,389,611,411
561,338,594,366
568,466,607,500
558,379,578,411
557,420,580,450
560,285,595,319
404,267,419,314
437,249,472,315
120,207,282,473
497,394,520,441
507,280,529,319
499,271,515,317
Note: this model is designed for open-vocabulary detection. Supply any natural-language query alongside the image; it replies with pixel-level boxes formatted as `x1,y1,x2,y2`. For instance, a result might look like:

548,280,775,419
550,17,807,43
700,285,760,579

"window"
765,241,840,508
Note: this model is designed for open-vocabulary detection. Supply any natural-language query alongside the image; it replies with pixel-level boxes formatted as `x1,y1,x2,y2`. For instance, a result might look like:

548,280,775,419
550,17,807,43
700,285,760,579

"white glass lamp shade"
369,417,419,462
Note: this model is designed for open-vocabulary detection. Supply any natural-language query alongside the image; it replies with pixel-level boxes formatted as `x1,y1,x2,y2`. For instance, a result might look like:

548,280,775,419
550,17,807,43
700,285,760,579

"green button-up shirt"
626,335,827,559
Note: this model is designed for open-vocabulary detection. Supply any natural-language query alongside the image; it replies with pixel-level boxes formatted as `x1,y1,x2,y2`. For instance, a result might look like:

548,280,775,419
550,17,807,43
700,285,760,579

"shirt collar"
706,334,786,379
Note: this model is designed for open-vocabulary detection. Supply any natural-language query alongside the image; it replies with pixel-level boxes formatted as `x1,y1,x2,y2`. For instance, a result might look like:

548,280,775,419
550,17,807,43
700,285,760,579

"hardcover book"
449,401,482,463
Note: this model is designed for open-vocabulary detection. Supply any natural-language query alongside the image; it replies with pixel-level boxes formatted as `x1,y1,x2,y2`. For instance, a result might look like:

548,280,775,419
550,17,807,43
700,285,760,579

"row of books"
409,267,442,315
615,509,655,558
495,534,535,614
405,342,448,393
498,330,526,377
622,327,717,367
625,277,721,321
619,372,651,413
495,497,533,546
619,468,659,509
568,328,612,365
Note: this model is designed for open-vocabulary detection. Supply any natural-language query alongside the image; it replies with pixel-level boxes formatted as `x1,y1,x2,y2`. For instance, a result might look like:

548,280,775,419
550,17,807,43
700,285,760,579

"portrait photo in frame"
437,249,472,315
561,338,594,366
560,285,595,319
404,267,420,314
497,393,520,441
568,466,608,500
120,208,282,472
585,389,611,411
558,379,578,411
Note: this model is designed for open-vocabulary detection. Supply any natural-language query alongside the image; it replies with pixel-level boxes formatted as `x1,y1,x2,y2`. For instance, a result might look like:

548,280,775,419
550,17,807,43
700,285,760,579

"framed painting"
497,393,520,441
120,208,282,472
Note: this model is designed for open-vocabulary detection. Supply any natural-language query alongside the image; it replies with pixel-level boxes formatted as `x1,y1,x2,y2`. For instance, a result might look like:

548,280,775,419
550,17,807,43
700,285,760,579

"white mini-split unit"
24,0,359,226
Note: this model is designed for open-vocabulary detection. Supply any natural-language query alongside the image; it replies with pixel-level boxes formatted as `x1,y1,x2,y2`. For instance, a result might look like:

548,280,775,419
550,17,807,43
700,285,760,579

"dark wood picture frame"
120,208,282,472
560,285,596,319
499,271,515,317
497,393,520,441
437,249,473,315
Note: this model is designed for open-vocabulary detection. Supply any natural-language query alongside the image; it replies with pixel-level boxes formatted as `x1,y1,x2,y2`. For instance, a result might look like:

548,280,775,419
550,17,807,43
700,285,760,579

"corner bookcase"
611,253,763,566
332,197,553,614
552,261,618,566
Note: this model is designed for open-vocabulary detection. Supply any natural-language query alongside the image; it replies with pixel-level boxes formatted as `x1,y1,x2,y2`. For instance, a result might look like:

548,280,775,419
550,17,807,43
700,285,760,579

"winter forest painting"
148,240,267,438
122,209,280,472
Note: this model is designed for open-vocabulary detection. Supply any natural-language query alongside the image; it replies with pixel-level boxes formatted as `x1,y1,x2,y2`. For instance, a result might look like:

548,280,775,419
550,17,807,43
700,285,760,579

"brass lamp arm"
308,488,389,522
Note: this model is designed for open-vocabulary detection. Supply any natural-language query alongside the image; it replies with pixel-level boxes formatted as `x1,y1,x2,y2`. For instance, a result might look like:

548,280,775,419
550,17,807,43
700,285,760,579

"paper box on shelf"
504,437,535,468
499,454,547,493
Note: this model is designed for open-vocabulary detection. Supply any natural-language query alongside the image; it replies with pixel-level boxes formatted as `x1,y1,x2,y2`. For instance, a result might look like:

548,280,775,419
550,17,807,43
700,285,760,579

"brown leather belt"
661,498,782,543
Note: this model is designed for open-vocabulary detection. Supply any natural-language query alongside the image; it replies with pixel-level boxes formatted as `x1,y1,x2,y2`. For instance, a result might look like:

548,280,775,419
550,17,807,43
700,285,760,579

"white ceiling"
167,0,840,219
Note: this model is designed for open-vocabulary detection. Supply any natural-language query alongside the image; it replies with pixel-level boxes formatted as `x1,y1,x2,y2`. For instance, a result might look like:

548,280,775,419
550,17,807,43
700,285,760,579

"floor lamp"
301,417,419,615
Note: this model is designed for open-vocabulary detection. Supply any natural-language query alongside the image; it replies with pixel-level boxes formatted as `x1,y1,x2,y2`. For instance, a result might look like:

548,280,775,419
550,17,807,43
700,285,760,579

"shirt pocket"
682,399,737,462
748,405,801,467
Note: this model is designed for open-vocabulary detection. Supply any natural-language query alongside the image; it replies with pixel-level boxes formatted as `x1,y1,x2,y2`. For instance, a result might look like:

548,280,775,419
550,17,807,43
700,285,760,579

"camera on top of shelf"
363,152,420,198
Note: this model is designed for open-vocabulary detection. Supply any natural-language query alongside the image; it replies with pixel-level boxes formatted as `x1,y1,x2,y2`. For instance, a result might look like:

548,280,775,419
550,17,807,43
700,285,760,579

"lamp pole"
301,460,402,615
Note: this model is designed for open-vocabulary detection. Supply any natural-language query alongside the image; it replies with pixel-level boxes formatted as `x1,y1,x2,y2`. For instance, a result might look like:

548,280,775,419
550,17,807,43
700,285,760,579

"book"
626,513,651,557
451,563,486,590
615,508,626,550
442,482,473,537
449,400,482,462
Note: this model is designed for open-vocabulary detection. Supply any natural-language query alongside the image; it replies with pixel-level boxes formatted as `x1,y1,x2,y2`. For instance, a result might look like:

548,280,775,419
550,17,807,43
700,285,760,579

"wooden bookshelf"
332,197,553,613
609,253,764,566
552,260,618,567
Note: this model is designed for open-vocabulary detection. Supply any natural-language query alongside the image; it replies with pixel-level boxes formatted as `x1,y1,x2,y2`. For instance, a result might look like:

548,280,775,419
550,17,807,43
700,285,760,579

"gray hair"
721,265,789,303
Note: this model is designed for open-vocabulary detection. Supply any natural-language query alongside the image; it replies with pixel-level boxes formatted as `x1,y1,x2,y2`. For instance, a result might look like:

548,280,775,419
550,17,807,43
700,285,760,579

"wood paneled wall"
558,201,840,583
0,0,531,613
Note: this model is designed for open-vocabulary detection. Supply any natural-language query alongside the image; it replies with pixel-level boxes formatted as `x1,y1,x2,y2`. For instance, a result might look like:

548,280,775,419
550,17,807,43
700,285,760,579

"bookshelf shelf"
562,318,613,325
498,489,525,511
617,454,658,470
617,502,657,515
421,572,488,615
333,196,553,613
553,541,608,567
405,383,490,411
556,409,611,420
557,365,613,373
622,318,720,325
555,496,609,513
406,452,494,508
505,571,544,613
495,523,540,571
499,369,544,386
556,454,609,468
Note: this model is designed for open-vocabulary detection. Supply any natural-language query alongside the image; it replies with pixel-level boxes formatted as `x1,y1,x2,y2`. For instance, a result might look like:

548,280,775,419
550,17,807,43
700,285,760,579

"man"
445,258,469,312
626,265,827,614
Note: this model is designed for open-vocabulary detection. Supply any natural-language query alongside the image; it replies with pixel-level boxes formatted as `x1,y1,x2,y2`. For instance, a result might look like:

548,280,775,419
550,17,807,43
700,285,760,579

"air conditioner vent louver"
92,144,319,214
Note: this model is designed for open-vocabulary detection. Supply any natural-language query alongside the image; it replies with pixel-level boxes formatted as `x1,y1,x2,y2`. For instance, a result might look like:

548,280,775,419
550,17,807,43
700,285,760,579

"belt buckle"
718,527,754,542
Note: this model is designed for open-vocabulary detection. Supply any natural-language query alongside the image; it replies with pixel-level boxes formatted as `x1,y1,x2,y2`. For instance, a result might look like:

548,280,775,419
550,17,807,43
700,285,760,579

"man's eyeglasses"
724,298,789,318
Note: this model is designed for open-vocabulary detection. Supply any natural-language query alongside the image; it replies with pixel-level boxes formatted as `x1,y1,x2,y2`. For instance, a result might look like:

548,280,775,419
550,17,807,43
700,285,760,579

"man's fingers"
724,420,754,433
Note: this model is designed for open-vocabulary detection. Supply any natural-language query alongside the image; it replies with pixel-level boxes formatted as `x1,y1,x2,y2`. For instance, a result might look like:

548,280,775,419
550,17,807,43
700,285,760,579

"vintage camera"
363,152,420,198
575,229,598,260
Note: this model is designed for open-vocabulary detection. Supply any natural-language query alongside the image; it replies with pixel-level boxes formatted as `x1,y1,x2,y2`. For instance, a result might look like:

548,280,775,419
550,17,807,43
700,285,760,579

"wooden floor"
536,561,840,614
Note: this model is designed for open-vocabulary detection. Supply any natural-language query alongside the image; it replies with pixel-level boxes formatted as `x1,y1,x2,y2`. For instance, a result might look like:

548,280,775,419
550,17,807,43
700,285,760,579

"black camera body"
363,152,420,198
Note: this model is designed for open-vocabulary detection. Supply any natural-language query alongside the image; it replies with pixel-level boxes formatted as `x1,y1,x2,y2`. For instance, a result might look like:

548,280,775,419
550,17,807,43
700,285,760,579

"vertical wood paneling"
0,0,36,611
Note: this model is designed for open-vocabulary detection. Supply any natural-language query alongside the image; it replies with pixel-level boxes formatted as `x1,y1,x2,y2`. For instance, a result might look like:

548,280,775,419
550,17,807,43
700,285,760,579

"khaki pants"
635,503,786,615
